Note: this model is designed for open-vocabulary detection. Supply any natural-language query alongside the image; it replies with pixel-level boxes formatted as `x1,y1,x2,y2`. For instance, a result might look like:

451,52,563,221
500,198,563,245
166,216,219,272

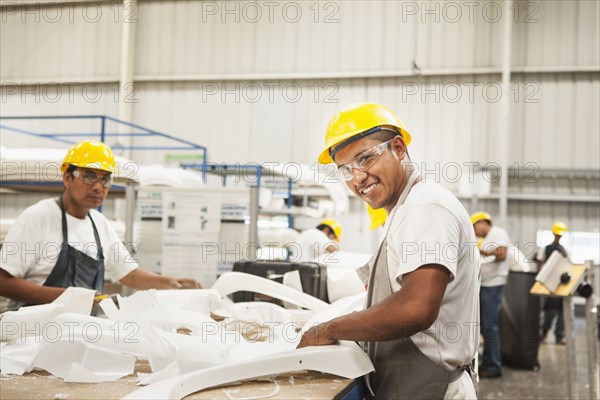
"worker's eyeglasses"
336,139,393,181
73,169,112,188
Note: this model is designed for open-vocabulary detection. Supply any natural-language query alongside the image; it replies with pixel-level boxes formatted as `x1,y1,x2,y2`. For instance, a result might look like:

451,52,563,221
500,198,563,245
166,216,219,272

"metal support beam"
248,186,259,261
498,0,512,228
118,0,138,160
585,260,600,400
563,296,578,400
2,65,599,87
124,185,136,254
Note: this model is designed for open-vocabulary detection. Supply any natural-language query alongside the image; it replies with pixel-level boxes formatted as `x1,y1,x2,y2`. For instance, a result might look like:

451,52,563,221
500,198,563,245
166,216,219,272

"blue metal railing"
0,115,208,174
181,162,263,189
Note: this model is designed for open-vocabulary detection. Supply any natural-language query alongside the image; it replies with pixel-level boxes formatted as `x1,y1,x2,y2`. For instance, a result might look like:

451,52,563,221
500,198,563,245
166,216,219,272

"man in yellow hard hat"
537,221,569,344
298,103,480,399
471,211,512,379
0,140,201,312
296,218,341,262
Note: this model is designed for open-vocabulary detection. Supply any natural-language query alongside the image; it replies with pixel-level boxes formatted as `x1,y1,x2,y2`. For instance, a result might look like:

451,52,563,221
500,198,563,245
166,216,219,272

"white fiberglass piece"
122,343,373,400
301,292,366,333
212,272,329,311
0,287,95,342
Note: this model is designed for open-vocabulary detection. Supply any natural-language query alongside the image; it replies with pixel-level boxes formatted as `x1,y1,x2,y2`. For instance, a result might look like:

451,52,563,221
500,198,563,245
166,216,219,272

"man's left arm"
119,268,201,290
480,245,508,261
480,228,510,261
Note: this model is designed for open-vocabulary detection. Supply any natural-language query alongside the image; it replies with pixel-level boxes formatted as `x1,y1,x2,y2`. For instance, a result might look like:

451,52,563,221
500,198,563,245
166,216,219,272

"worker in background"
295,218,341,262
298,103,480,399
537,221,569,344
0,140,201,312
471,211,511,379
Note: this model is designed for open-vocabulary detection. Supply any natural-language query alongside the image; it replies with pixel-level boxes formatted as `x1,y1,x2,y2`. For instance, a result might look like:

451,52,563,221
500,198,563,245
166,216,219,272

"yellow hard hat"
318,102,412,164
552,221,567,236
367,204,387,230
61,140,116,174
320,218,342,242
471,211,492,225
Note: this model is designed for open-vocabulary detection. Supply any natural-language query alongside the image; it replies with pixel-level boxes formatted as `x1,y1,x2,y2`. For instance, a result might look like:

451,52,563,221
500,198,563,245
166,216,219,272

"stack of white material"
262,163,350,216
0,272,373,400
0,146,139,185
137,165,204,188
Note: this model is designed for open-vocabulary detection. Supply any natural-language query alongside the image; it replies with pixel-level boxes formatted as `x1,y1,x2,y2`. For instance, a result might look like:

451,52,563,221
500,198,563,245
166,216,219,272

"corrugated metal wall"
1,0,599,248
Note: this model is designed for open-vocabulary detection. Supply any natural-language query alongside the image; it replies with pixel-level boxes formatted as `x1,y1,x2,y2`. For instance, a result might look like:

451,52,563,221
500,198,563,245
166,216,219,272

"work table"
1,361,363,400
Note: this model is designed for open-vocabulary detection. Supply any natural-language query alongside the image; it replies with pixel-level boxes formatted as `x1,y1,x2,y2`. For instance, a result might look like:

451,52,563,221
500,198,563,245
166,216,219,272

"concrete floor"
479,317,598,399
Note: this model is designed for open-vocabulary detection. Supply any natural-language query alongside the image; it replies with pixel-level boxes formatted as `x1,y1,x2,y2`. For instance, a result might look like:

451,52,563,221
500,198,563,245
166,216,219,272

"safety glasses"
336,139,393,181
73,169,112,188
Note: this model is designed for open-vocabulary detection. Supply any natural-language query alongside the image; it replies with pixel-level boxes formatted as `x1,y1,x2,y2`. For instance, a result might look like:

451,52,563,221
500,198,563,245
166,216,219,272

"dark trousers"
480,285,505,373
542,301,565,342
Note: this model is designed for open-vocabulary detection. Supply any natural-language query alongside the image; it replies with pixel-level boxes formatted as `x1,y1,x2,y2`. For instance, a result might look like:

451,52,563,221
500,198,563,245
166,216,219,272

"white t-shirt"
1,198,138,310
385,180,481,371
480,226,511,287
295,228,336,262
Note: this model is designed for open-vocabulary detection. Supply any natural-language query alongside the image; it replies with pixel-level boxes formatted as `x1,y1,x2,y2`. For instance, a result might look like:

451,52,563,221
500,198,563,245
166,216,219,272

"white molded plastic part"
211,272,329,311
122,343,373,400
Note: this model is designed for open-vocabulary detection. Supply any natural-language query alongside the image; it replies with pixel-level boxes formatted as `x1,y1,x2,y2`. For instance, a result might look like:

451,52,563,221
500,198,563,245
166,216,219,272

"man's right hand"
297,322,339,348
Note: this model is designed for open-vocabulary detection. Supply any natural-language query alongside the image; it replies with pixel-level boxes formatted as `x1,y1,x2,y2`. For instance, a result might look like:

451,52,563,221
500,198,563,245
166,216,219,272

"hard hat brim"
318,127,411,164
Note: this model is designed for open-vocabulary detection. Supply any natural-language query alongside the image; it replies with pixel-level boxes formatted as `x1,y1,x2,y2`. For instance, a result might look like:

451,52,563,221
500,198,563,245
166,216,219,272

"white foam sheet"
28,312,181,380
214,302,293,325
0,338,40,375
122,343,373,400
34,341,136,383
315,251,372,268
326,268,366,303
1,287,95,342
1,278,373,387
301,292,366,334
212,272,329,311
137,361,180,386
102,289,225,335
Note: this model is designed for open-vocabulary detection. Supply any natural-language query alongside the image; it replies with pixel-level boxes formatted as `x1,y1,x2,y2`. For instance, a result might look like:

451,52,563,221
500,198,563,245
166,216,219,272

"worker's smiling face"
334,133,407,213
63,167,111,210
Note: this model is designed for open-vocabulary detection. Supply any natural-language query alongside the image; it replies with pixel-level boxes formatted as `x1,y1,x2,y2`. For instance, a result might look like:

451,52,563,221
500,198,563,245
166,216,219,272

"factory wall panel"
119,75,503,169
510,72,600,169
133,0,506,76
1,2,121,80
134,0,597,75
1,73,599,171
514,0,600,67
2,1,597,79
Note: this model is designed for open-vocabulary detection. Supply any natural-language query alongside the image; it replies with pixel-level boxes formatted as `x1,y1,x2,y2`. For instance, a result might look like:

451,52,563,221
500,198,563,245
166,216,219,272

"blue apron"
42,196,105,295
